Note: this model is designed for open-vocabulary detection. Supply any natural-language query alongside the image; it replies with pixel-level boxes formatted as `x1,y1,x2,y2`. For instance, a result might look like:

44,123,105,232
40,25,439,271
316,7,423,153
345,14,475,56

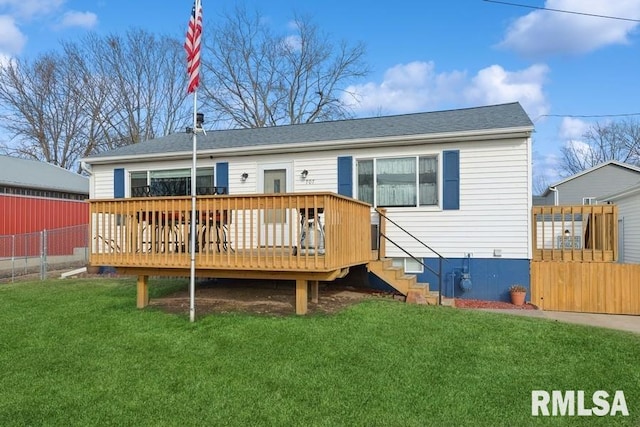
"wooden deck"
89,192,373,314
532,205,617,262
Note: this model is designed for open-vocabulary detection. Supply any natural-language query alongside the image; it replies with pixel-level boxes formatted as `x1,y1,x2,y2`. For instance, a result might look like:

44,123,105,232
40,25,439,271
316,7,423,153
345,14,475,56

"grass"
0,278,639,426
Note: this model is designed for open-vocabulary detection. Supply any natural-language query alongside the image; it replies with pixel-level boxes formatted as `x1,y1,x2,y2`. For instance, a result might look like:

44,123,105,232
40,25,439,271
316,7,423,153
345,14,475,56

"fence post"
40,230,47,280
11,234,15,283
24,233,28,275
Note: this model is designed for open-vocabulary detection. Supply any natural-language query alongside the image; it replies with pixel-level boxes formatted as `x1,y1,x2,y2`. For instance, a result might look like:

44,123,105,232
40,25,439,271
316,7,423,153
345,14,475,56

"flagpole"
186,0,202,323
190,90,197,323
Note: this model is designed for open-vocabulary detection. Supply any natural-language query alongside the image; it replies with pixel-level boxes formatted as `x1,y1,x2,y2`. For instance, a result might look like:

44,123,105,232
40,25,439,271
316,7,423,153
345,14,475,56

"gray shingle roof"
0,155,89,194
86,102,533,161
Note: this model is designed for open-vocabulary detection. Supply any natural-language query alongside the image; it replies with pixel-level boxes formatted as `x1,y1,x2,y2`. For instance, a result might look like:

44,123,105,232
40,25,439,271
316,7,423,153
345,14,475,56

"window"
356,156,438,207
0,186,86,200
392,257,424,274
130,167,214,196
582,197,596,205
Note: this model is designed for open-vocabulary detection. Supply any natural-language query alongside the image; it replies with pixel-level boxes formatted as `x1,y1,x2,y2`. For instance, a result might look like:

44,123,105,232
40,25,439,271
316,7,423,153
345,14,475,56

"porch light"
564,229,570,236
241,172,248,181
301,169,309,179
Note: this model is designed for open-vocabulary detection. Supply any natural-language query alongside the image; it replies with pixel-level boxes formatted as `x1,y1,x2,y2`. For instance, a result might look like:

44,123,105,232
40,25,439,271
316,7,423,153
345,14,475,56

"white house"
82,102,534,302
600,183,640,264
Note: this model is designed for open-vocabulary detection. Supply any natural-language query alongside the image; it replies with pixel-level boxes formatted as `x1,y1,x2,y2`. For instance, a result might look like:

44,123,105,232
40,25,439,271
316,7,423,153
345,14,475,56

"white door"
259,163,292,247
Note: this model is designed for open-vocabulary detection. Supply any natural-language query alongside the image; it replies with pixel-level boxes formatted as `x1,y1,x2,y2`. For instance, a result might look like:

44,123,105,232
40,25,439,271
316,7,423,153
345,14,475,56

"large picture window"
130,167,215,196
357,156,438,207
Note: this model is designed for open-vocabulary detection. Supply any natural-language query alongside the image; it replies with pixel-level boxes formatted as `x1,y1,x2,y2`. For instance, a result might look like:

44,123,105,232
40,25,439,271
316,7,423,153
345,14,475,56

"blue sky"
1,0,640,187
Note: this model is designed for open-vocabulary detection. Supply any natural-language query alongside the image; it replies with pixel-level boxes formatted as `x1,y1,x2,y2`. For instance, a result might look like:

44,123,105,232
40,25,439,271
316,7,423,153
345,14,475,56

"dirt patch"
149,280,398,316
455,298,538,310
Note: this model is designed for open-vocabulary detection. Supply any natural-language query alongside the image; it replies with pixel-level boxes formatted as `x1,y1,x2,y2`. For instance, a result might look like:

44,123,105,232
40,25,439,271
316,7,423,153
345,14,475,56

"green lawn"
0,278,638,426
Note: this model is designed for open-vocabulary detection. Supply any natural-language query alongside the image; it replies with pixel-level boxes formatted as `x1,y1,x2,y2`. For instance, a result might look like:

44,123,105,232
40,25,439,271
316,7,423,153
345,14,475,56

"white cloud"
558,117,590,139
342,61,549,120
342,61,466,115
464,64,550,119
0,0,65,20
0,52,12,67
563,138,593,161
57,10,97,30
498,0,640,57
0,14,26,54
532,150,562,189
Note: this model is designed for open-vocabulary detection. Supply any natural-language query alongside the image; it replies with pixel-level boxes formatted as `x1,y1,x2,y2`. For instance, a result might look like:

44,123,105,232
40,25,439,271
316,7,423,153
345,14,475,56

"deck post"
296,279,308,315
137,275,149,308
309,280,319,304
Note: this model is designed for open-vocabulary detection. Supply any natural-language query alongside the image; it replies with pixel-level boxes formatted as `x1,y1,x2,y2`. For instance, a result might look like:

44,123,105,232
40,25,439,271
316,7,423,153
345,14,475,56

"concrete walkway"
477,309,640,335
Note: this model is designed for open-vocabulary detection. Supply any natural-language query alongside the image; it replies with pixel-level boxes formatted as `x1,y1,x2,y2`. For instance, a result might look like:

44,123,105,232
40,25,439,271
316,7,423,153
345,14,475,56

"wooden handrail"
88,192,372,273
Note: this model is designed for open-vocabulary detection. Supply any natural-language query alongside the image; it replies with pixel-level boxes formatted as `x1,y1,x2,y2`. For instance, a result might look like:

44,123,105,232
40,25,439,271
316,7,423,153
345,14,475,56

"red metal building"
0,195,88,235
0,156,89,257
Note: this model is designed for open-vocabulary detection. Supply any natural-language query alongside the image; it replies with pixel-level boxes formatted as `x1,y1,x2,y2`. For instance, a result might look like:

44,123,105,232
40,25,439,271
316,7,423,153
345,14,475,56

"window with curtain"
356,156,438,207
130,167,214,196
357,160,374,205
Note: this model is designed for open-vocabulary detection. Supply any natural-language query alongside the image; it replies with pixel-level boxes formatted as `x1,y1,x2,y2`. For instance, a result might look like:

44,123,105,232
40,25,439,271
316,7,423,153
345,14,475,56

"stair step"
368,259,420,296
406,290,428,305
425,291,455,307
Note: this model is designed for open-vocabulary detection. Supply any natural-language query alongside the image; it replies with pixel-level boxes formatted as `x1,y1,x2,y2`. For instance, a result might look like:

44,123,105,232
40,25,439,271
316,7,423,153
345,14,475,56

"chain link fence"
0,225,89,283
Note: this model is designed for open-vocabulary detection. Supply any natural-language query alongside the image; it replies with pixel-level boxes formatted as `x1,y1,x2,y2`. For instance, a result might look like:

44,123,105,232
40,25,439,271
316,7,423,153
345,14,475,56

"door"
259,164,292,247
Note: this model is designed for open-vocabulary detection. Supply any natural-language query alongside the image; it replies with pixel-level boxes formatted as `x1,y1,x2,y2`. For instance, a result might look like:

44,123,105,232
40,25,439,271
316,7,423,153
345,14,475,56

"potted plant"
509,284,527,306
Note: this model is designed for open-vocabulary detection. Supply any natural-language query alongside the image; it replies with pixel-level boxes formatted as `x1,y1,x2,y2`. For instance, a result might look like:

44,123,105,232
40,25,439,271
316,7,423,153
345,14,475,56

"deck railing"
532,205,618,262
89,192,372,273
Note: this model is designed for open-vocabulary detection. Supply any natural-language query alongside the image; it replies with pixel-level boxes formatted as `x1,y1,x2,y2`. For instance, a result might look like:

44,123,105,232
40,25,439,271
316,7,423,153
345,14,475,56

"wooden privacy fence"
530,204,640,315
530,261,640,315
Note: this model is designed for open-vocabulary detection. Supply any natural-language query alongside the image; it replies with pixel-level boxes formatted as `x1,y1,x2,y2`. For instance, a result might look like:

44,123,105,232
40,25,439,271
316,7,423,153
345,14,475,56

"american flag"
185,0,203,94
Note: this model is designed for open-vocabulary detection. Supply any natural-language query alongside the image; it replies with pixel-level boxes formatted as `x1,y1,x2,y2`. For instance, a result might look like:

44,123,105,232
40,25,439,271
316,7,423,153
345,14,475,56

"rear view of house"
83,102,534,308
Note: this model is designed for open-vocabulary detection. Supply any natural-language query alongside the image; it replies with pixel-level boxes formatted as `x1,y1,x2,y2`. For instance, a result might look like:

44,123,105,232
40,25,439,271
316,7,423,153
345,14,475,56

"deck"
532,204,617,262
89,192,373,314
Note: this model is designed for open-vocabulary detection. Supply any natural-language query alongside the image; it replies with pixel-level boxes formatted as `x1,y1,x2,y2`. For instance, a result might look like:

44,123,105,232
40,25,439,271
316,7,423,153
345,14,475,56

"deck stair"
368,258,429,305
368,258,455,307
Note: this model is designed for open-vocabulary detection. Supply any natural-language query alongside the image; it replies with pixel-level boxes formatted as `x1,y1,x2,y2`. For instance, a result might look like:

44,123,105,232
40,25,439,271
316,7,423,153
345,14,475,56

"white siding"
617,193,640,263
228,153,336,194
89,135,532,260
376,138,530,259
92,164,115,199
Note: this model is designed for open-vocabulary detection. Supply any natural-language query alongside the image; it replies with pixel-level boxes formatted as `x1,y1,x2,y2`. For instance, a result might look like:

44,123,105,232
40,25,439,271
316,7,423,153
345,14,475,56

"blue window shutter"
216,162,229,193
337,156,353,197
443,150,459,210
114,168,125,198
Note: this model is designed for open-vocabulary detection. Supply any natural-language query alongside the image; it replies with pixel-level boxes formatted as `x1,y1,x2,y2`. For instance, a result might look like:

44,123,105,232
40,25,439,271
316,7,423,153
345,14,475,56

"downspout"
80,161,94,199
549,186,558,205
80,161,93,176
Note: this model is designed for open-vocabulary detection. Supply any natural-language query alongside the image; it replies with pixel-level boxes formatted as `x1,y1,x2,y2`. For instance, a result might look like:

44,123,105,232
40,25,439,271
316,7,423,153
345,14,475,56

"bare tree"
533,173,550,196
561,119,640,175
0,54,88,169
65,29,192,149
201,6,369,128
0,29,192,171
